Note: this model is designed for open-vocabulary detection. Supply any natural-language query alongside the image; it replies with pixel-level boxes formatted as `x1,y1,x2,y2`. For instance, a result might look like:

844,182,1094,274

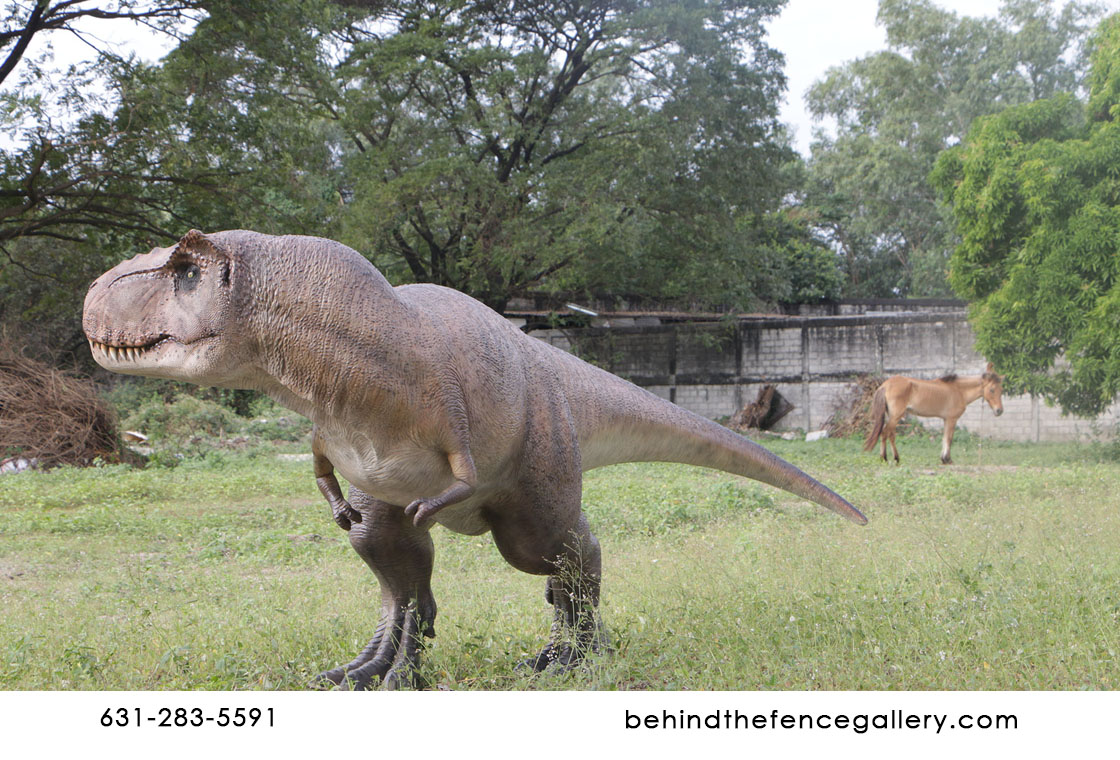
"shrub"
122,394,242,445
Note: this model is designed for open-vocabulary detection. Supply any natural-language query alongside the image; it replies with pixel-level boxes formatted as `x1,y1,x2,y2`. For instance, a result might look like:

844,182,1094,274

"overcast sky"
768,0,1087,154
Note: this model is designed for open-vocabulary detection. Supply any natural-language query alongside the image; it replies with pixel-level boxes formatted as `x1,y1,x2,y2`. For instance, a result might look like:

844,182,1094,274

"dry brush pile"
824,374,886,438
0,345,121,468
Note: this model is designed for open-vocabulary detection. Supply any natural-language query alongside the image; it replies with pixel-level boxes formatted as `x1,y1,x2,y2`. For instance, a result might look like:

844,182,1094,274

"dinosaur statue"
83,229,867,690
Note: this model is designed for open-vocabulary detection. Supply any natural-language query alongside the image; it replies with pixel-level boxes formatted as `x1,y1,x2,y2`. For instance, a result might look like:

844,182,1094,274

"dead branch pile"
0,346,121,468
729,384,794,431
823,374,885,438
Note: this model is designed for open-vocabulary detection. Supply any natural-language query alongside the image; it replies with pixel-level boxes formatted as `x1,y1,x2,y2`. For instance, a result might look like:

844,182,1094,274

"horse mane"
939,371,1001,384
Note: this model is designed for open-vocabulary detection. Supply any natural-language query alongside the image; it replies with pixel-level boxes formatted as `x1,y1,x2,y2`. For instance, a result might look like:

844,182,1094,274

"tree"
0,0,198,87
802,0,1104,297
0,1,218,358
2,0,838,363
146,0,808,312
0,2,210,246
931,13,1120,416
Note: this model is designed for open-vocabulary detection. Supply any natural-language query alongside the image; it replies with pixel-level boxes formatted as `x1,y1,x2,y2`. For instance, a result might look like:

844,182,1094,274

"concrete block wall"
805,324,880,376
530,310,1119,442
672,384,739,419
741,327,802,379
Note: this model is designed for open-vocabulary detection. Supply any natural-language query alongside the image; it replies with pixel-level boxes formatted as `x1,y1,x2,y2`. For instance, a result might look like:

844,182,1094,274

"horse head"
982,362,1004,416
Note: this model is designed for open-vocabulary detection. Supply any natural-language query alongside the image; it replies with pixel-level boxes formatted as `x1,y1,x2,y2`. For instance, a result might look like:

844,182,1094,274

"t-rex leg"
315,488,436,691
489,498,607,673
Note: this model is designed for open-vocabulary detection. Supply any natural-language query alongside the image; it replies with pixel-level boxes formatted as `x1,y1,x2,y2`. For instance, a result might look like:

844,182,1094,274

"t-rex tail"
565,359,868,525
862,385,887,452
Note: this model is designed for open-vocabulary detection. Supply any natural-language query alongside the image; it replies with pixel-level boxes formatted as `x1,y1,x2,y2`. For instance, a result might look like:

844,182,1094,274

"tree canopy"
7,0,1116,383
932,12,1120,416
803,0,1103,298
2,0,848,354
0,2,212,244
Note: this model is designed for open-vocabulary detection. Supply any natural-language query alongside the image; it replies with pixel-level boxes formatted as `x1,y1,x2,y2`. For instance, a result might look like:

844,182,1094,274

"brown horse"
863,363,1004,464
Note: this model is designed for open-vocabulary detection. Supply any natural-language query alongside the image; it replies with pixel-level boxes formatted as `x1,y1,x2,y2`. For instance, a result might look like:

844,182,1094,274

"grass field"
2,430,1119,690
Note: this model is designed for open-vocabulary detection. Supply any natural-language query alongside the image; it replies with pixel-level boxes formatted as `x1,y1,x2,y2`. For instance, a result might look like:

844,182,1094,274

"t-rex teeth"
91,342,153,361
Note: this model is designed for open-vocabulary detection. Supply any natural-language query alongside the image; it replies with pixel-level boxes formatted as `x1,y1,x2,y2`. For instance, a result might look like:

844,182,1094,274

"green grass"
2,433,1119,690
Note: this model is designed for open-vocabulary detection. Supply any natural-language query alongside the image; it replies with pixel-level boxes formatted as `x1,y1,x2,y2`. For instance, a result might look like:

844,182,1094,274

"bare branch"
0,1,202,87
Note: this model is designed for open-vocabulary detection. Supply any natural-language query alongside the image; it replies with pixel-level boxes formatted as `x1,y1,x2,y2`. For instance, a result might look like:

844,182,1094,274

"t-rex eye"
178,263,202,291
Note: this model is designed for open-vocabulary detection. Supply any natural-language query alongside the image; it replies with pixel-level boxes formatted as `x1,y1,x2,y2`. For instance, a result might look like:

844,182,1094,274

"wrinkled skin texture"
84,229,867,690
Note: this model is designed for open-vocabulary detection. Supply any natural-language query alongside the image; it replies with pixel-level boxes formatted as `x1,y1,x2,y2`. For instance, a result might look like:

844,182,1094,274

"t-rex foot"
518,642,583,673
330,654,424,691
518,627,611,674
312,602,431,690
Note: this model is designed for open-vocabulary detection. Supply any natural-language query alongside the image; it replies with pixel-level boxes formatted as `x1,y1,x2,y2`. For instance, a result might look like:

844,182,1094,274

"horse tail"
863,385,888,451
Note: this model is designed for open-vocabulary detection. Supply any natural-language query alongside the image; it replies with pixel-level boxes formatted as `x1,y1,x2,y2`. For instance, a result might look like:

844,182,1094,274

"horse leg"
941,417,958,465
879,399,895,462
886,409,904,464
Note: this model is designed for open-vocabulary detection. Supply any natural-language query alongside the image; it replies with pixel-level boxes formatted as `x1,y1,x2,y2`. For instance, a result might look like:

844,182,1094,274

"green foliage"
242,414,312,444
122,394,242,444
803,0,1104,298
933,12,1120,415
761,212,846,303
112,393,312,460
1087,14,1120,120
322,0,800,310
1,0,838,358
932,94,1086,302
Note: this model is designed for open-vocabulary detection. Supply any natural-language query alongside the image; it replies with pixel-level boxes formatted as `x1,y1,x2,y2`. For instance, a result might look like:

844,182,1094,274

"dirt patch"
0,561,28,580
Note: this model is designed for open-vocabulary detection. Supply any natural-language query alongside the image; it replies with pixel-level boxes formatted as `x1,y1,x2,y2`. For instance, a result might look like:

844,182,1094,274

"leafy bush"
112,392,312,463
104,379,261,419
243,396,312,442
102,377,189,413
243,416,309,443
122,394,241,444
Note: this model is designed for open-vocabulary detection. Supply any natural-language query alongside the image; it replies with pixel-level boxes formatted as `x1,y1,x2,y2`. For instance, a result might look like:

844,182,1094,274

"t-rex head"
83,229,254,386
